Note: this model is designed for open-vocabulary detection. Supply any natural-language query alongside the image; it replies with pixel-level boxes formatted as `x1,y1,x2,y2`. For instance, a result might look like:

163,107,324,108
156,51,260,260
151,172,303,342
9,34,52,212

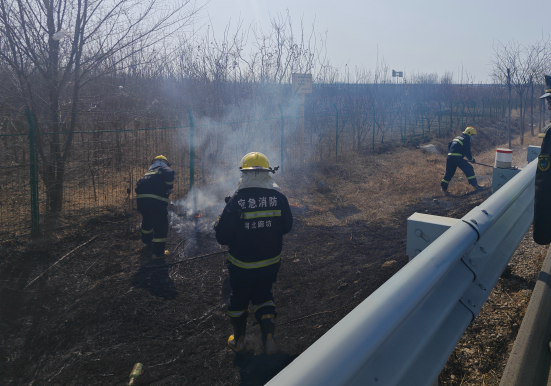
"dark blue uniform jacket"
215,188,293,277
448,135,474,161
135,164,175,207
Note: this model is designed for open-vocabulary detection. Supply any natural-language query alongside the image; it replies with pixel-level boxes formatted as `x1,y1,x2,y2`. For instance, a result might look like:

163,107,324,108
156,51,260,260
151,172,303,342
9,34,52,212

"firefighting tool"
473,162,494,168
153,155,171,166
463,127,477,136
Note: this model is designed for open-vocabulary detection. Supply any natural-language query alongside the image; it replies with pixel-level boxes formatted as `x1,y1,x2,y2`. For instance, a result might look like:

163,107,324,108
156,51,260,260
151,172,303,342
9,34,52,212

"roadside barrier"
499,243,551,386
267,159,537,386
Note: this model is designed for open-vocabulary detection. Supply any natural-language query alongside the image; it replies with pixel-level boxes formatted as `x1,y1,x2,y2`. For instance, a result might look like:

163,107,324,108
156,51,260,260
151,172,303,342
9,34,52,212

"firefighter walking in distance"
135,155,175,259
214,152,293,355
441,127,483,194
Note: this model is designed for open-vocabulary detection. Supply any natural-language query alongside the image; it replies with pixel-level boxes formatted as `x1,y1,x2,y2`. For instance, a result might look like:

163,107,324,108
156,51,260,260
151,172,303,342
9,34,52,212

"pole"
507,68,512,149
25,109,40,238
450,102,453,133
334,104,339,160
482,100,485,123
419,103,424,142
278,103,284,172
187,109,195,190
372,103,375,152
461,102,464,129
438,102,442,137
300,94,305,164
404,104,407,145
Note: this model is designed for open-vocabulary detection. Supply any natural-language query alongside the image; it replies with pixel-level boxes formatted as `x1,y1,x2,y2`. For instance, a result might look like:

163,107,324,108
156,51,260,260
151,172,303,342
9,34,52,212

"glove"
470,158,476,164
224,196,231,203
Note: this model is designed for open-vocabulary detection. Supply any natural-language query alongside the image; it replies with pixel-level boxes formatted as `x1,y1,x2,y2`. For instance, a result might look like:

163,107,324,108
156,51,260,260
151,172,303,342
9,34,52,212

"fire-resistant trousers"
441,157,477,189
227,272,277,322
137,200,168,257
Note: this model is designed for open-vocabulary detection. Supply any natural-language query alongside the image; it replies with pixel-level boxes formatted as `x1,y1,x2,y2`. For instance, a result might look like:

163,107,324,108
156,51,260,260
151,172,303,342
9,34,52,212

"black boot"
259,314,276,355
227,312,248,352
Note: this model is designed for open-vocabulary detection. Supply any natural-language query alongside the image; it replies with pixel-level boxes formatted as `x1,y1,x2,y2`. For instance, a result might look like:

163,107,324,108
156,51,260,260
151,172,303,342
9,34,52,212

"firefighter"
135,155,175,259
534,75,551,245
441,127,483,194
214,152,293,355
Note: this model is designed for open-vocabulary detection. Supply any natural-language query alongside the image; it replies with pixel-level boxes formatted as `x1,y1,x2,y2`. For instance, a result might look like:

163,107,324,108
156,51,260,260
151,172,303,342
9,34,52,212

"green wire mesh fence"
0,97,530,240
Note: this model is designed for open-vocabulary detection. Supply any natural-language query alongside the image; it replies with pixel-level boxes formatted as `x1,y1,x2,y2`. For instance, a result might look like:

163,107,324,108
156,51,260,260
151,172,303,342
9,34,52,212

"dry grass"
278,128,542,229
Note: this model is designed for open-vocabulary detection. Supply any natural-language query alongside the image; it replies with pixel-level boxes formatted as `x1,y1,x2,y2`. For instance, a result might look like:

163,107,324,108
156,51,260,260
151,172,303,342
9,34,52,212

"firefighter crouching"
135,155,175,259
441,126,483,194
214,152,293,355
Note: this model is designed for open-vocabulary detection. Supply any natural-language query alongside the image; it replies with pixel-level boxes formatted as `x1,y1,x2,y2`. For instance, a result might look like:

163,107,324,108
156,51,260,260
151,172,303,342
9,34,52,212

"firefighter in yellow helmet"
214,152,293,355
441,127,483,194
135,155,175,259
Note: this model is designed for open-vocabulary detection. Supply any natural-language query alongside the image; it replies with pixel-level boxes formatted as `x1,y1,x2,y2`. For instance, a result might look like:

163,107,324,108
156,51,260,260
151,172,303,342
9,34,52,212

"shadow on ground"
131,248,178,299
234,351,296,386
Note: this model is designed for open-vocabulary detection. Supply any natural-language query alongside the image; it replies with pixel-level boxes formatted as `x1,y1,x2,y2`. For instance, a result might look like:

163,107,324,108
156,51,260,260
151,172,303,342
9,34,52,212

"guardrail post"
187,109,195,190
278,103,285,172
25,109,40,238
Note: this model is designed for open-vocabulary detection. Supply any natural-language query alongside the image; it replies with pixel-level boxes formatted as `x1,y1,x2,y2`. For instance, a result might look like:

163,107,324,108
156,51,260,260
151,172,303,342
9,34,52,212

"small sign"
292,73,313,94
392,70,403,77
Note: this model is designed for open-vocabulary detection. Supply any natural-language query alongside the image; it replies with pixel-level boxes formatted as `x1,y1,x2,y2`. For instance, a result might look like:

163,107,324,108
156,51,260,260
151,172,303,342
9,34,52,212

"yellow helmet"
239,152,270,171
153,155,169,164
463,127,477,136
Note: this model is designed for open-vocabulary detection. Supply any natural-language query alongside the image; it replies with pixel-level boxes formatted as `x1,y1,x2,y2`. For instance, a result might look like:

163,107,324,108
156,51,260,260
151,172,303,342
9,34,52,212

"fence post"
473,101,476,122
438,102,442,137
482,100,485,123
372,103,375,152
187,109,195,190
25,109,40,238
404,104,407,145
334,104,339,160
419,103,424,142
278,104,284,172
461,102,465,129
450,102,453,133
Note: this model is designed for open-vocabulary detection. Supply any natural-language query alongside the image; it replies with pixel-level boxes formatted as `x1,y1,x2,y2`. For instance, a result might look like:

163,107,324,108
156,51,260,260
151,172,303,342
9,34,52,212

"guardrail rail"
267,159,537,386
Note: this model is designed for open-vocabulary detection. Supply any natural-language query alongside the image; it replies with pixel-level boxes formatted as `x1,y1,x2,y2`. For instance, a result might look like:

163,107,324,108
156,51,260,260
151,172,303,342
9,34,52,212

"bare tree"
0,0,199,211
490,38,549,145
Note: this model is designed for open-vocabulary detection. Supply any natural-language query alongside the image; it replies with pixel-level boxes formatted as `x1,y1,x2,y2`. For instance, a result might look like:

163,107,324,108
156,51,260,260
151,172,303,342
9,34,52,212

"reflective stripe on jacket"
135,163,175,205
447,135,474,161
214,187,293,273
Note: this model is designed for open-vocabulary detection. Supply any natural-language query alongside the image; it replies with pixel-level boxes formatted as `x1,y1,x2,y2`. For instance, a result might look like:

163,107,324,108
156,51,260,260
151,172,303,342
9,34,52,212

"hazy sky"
200,0,549,83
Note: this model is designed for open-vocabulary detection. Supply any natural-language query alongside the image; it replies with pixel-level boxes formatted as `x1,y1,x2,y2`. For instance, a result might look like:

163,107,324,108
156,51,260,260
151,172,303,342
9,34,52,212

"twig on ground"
169,239,186,258
25,236,98,289
84,254,104,274
146,250,227,270
276,302,356,327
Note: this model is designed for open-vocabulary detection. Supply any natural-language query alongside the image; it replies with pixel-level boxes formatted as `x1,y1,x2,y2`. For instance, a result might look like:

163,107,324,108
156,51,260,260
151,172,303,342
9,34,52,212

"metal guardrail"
267,159,537,386
499,243,551,386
